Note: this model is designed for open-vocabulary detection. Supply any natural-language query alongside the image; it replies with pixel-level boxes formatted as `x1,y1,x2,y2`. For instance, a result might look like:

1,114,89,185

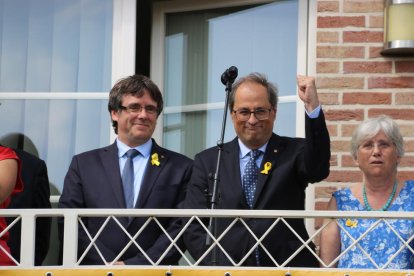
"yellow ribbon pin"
345,218,358,228
151,153,160,166
260,162,272,174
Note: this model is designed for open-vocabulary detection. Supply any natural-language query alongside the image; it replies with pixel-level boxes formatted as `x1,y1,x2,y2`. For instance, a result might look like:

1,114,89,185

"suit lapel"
218,137,248,209
254,134,283,207
101,142,126,208
222,138,246,207
135,140,165,208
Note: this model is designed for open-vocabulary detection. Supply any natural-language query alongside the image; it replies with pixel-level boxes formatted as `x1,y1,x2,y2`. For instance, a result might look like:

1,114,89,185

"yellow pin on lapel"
151,153,161,166
260,162,272,174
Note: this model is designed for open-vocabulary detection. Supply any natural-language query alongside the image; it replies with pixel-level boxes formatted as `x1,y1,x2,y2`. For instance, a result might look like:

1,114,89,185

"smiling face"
355,130,401,179
231,81,276,149
111,91,158,147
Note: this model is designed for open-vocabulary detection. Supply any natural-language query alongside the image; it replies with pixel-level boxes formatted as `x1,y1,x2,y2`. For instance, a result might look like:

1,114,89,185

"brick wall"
314,0,414,214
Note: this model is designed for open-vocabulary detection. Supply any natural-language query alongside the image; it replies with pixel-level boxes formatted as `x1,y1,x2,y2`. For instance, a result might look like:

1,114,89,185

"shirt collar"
237,139,268,158
116,138,153,158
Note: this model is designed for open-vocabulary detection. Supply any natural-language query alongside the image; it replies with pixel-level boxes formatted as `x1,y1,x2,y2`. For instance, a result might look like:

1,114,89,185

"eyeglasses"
119,104,158,115
232,108,272,121
360,140,394,151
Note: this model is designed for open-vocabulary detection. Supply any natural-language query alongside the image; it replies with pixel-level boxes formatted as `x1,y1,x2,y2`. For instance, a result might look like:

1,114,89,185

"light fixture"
381,0,414,56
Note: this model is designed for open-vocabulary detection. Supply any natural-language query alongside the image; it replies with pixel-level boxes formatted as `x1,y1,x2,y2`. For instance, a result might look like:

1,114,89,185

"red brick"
330,154,338,167
343,92,391,105
341,124,359,137
342,155,357,167
406,141,414,152
369,109,414,120
344,61,392,73
318,92,340,105
369,15,383,28
396,93,414,105
318,77,364,89
343,31,383,43
317,46,365,58
396,61,414,73
369,77,414,89
324,109,364,121
400,156,414,167
327,124,338,137
317,31,339,43
369,46,384,58
343,0,384,13
399,124,414,137
326,170,362,182
318,16,365,28
398,171,414,181
318,1,339,13
331,140,352,153
317,61,339,73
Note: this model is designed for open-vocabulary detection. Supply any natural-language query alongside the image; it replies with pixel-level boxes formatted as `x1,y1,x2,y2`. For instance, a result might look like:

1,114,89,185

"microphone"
221,66,238,85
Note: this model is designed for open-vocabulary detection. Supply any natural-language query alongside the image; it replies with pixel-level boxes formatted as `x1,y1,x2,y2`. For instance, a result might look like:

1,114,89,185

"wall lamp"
381,0,414,56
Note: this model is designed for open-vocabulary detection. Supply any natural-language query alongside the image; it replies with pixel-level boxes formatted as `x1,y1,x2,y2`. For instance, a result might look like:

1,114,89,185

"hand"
296,75,320,113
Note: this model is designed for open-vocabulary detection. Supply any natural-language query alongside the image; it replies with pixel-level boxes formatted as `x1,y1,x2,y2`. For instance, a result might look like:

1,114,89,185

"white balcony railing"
1,208,414,275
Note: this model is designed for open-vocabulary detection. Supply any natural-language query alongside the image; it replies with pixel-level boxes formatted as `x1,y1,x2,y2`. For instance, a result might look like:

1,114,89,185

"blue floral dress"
334,180,414,269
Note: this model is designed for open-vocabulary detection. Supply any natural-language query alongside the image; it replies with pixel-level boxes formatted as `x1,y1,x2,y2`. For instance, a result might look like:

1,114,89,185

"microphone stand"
205,67,237,265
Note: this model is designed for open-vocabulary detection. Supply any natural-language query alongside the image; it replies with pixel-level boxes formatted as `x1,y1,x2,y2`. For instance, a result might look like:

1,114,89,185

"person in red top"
0,146,23,266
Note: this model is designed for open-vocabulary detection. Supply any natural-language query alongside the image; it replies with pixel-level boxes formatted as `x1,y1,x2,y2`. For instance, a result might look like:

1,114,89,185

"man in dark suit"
58,75,193,265
183,73,330,267
6,148,51,266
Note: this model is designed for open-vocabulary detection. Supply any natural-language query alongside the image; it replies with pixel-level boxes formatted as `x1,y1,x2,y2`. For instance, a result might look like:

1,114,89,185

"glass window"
159,0,299,158
0,0,113,192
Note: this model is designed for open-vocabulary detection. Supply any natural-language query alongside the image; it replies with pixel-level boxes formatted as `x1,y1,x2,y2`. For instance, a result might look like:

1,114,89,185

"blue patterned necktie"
122,149,139,208
242,149,261,265
242,149,261,208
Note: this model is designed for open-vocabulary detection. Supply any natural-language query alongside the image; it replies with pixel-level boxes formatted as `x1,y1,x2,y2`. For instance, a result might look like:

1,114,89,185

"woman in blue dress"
319,115,414,269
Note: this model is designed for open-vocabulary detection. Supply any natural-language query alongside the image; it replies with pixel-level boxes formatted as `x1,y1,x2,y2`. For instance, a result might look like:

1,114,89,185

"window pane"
0,0,113,193
163,0,298,156
163,103,296,158
0,99,110,191
0,0,113,92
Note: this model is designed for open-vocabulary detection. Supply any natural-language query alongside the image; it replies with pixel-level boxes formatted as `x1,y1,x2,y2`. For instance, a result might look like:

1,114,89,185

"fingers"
297,75,315,89
296,75,319,112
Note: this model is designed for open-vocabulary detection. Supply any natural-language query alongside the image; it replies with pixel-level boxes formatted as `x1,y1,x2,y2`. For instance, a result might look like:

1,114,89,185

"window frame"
151,0,316,144
150,0,318,234
111,0,138,141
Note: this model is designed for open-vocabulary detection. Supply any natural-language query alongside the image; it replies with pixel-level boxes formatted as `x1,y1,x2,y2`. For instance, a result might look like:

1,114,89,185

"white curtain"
0,0,113,192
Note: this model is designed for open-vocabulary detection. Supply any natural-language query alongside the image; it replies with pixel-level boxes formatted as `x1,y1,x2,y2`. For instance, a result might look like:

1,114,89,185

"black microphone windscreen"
221,71,228,85
221,66,238,85
227,66,238,80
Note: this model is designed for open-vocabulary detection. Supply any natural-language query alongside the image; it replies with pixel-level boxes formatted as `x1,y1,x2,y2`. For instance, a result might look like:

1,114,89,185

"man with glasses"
184,72,330,267
59,75,193,265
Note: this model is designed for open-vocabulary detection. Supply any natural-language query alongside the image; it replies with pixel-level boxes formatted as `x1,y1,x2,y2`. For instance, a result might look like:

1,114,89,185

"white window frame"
111,0,137,142
151,0,318,234
0,0,136,144
151,0,316,143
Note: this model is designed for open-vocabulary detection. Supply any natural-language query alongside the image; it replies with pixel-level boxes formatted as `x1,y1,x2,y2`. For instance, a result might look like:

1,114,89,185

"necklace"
363,181,397,211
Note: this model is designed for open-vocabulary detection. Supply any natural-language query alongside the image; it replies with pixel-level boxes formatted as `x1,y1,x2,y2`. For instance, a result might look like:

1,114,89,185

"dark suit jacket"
183,112,330,267
58,139,193,265
6,148,52,266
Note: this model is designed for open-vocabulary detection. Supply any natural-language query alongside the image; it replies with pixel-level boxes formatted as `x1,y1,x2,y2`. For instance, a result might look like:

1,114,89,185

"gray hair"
351,115,404,159
229,72,278,111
